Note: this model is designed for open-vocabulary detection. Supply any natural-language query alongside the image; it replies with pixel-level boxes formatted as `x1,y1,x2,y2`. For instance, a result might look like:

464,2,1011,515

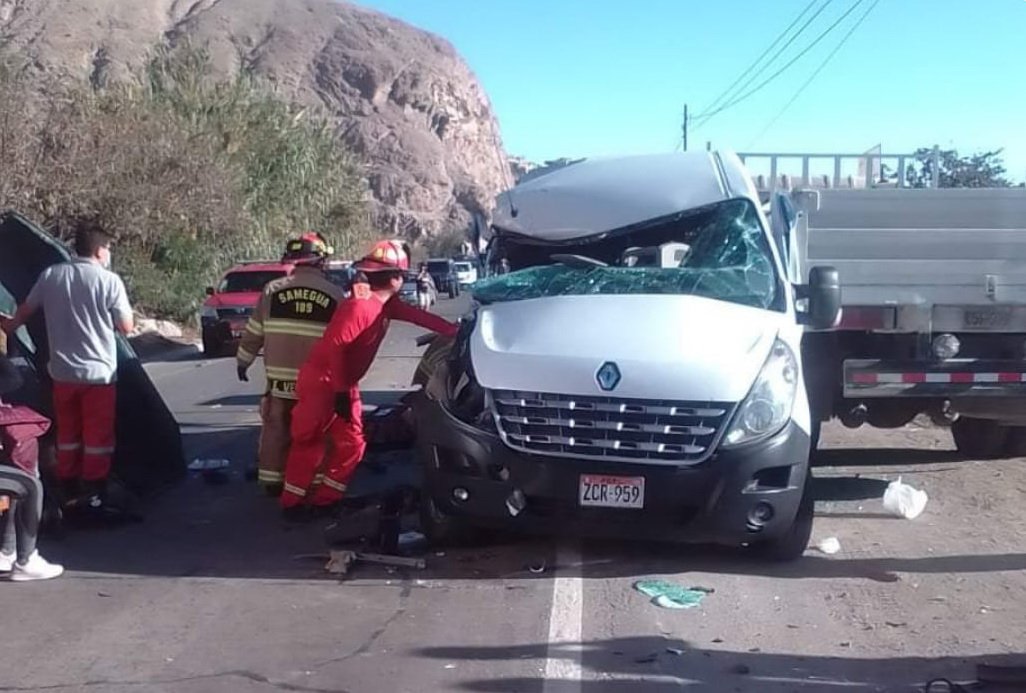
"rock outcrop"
0,0,509,238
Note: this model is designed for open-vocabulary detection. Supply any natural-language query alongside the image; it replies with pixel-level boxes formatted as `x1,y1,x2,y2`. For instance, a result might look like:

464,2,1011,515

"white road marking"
543,542,583,692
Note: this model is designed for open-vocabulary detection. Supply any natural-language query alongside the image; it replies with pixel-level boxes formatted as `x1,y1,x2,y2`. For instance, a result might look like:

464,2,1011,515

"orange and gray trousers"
53,381,116,482
280,372,364,508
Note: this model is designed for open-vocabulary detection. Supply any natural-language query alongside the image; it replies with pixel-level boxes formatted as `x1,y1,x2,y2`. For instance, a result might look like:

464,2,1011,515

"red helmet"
282,232,333,264
355,239,410,273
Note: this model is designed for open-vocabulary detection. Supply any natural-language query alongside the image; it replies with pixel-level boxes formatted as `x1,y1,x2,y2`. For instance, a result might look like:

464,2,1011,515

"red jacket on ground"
302,292,459,392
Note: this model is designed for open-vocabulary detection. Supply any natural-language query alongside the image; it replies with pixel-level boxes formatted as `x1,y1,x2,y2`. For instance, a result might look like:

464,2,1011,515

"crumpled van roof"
490,150,760,242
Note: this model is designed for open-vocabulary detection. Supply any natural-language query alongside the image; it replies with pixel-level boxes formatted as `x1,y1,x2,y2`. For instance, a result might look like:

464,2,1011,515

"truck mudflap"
844,359,1026,398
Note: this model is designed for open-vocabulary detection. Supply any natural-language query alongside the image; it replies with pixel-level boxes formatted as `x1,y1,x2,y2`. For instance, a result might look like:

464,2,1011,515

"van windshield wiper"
550,254,608,269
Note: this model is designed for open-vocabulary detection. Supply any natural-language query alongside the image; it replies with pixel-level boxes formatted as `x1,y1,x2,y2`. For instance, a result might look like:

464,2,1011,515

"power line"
691,0,867,130
698,0,821,118
748,0,882,148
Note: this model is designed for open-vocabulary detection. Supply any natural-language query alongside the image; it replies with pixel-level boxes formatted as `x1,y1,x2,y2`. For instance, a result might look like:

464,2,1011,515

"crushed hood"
470,294,782,402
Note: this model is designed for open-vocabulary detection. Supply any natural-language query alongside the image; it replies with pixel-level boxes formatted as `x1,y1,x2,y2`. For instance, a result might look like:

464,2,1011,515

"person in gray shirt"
2,219,134,510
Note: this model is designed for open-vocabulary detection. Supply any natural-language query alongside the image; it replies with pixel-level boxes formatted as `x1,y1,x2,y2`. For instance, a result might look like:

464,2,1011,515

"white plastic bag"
882,477,928,519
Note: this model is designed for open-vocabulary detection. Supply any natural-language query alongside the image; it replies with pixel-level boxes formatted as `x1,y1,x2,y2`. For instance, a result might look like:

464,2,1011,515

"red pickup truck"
198,259,356,356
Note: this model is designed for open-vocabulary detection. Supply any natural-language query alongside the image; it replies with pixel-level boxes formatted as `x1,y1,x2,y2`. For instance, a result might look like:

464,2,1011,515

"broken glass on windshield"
474,199,781,310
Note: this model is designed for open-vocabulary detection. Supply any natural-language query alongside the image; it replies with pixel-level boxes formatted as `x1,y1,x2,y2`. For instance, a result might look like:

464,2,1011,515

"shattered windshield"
474,199,781,310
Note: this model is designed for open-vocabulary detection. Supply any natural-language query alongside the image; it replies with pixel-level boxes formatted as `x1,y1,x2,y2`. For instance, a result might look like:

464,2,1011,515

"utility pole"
681,104,688,151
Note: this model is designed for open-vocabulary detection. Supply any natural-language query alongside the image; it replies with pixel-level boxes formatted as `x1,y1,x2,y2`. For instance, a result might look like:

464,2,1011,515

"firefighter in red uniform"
280,240,458,517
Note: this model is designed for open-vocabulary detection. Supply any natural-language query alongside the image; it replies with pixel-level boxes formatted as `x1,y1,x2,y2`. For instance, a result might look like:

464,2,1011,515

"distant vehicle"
199,261,293,356
324,259,357,294
426,258,460,298
400,271,437,307
453,260,478,286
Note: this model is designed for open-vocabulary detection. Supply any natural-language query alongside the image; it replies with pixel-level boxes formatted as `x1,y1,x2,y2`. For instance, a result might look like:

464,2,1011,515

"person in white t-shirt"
2,220,134,512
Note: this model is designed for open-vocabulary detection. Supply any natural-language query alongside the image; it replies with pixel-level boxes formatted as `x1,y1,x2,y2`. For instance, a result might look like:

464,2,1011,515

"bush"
0,45,371,321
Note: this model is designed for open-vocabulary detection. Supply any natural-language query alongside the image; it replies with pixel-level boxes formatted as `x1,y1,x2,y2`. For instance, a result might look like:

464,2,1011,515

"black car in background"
426,258,460,298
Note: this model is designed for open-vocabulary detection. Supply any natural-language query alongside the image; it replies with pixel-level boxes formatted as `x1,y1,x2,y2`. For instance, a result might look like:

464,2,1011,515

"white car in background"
454,261,477,286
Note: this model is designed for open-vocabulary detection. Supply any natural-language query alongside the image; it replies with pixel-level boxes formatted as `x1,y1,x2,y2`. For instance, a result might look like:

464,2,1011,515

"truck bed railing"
738,147,941,191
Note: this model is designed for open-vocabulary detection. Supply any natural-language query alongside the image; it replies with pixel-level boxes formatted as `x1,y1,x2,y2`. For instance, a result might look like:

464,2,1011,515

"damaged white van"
412,151,840,560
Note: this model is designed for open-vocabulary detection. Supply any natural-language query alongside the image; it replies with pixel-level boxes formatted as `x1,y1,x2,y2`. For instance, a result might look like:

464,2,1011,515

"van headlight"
723,339,798,447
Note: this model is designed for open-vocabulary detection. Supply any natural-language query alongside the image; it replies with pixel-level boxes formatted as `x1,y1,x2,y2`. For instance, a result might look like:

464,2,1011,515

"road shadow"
37,423,1026,584
34,405,1026,585
412,636,1026,692
814,447,962,467
809,475,889,501
199,394,264,407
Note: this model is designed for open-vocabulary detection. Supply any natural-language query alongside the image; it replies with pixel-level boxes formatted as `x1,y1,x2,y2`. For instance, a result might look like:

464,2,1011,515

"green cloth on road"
634,579,709,610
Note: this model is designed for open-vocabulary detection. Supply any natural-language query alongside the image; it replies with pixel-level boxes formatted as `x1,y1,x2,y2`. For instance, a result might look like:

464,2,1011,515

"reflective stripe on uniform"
237,346,257,365
245,318,264,336
263,319,329,339
258,470,283,483
265,366,300,380
321,477,347,493
57,442,82,452
283,482,307,497
83,446,115,455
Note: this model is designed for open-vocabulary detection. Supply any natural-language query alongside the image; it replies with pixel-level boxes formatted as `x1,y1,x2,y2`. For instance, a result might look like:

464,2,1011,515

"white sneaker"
0,550,14,572
10,551,64,581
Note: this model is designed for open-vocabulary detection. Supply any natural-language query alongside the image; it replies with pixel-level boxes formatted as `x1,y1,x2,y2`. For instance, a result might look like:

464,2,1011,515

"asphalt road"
3,294,1025,692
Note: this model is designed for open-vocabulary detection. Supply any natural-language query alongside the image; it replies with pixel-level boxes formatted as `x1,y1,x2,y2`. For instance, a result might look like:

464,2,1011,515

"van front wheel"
750,475,814,562
420,496,477,547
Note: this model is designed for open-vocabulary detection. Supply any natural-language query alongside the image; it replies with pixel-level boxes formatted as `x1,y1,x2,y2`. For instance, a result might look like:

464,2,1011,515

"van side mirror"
205,287,215,296
799,266,840,329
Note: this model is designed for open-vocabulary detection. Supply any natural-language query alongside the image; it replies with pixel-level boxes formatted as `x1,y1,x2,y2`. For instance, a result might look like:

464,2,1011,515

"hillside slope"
0,0,509,238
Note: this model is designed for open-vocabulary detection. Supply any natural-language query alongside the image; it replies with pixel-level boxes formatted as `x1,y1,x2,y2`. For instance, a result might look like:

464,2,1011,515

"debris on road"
882,477,928,519
325,549,426,577
634,579,710,610
665,647,685,656
528,560,546,574
398,531,427,552
188,458,230,471
634,653,659,664
816,537,842,555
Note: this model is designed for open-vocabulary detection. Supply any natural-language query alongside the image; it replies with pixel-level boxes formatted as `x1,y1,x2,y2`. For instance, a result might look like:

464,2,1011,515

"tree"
905,147,1012,188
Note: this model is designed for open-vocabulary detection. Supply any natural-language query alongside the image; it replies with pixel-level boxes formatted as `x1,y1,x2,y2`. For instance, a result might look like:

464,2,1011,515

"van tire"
951,417,1010,459
420,495,477,547
751,474,814,562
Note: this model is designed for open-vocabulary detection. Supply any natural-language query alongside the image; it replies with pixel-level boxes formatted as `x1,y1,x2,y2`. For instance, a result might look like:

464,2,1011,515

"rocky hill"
0,0,509,239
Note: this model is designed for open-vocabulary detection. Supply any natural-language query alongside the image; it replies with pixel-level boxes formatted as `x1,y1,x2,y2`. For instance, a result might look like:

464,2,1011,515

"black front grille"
491,390,733,464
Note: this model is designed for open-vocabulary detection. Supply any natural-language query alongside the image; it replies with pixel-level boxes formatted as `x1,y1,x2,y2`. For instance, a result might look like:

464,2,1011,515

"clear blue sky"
356,0,1025,182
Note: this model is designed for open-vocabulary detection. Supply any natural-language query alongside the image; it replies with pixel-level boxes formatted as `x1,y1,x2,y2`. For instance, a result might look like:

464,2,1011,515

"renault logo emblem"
596,362,621,392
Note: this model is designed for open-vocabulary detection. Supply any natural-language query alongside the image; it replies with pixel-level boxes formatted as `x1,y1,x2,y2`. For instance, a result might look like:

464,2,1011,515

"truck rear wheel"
951,417,1010,459
750,474,814,562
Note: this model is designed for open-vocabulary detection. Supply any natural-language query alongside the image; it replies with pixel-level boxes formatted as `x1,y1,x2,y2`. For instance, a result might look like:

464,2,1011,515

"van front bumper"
414,396,811,545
